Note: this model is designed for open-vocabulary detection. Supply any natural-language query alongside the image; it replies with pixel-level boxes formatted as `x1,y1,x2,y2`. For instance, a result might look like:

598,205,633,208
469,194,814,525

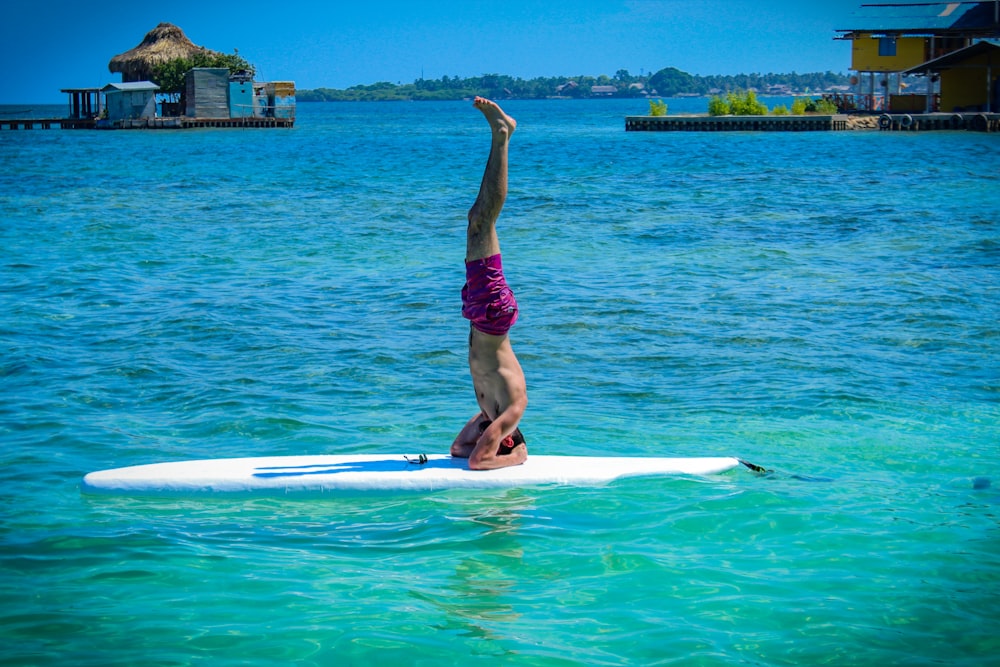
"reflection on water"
2,100,998,666
412,491,533,640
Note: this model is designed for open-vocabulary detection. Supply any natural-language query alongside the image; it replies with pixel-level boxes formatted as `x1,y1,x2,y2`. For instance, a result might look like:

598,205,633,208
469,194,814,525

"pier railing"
230,103,296,120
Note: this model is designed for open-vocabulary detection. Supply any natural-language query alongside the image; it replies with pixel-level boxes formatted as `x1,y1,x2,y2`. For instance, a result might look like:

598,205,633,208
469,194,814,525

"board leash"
738,459,772,475
404,454,429,465
738,459,836,482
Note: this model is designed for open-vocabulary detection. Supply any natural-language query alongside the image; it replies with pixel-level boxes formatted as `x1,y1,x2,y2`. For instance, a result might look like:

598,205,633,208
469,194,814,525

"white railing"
231,103,296,119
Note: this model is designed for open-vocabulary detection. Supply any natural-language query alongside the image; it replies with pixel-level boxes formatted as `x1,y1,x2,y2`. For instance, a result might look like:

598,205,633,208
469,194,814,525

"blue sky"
1,1,862,103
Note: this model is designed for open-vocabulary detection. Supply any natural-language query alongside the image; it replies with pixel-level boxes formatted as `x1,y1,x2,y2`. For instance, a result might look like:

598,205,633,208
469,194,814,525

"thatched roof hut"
108,23,213,83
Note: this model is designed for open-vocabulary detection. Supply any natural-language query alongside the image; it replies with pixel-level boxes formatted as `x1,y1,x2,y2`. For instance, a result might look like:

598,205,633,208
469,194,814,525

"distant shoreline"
297,69,851,103
297,94,829,102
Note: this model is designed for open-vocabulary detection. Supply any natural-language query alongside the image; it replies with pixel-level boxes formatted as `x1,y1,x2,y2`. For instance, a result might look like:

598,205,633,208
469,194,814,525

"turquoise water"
1,98,998,666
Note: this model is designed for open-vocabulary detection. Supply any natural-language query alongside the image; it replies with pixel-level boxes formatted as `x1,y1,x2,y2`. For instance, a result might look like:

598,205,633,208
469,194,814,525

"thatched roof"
108,23,213,82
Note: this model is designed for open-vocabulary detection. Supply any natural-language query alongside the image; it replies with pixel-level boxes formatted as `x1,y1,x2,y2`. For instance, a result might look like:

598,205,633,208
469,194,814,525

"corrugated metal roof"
902,39,1000,72
101,81,160,93
836,2,1000,35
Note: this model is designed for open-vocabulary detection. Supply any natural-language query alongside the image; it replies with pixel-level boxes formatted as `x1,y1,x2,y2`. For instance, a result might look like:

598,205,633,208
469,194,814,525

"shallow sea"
1,98,998,666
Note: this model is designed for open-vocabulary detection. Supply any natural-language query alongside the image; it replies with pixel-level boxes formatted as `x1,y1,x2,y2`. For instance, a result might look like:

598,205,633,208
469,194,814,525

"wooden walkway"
873,112,998,132
626,115,849,132
115,117,294,129
0,118,95,130
0,116,294,131
625,112,999,132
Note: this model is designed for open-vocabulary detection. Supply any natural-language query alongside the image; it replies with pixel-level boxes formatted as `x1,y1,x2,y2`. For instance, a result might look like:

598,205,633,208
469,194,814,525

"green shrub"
813,98,839,114
725,90,767,116
152,51,255,94
708,95,731,116
771,104,789,115
790,97,838,115
648,99,668,116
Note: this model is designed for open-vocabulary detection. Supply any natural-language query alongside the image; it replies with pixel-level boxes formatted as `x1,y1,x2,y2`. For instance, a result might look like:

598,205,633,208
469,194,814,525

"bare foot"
473,96,516,137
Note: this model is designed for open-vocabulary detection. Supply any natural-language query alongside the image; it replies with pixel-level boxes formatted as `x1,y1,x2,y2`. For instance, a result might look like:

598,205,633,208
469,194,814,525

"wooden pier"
0,118,96,130
0,116,294,131
626,112,999,133
112,117,294,129
873,112,998,132
626,114,849,132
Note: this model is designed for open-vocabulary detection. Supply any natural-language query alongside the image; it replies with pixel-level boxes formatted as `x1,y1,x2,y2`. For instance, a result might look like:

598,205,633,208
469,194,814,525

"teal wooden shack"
101,82,159,121
229,70,254,118
253,84,268,117
229,80,254,118
266,82,296,119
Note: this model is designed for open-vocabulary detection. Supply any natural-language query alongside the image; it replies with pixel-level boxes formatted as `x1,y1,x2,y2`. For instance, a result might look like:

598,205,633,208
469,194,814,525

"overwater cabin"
903,40,1000,112
836,1,1000,112
185,68,230,118
230,70,254,118
183,68,296,120
102,82,159,121
108,23,295,123
267,82,296,119
25,22,296,130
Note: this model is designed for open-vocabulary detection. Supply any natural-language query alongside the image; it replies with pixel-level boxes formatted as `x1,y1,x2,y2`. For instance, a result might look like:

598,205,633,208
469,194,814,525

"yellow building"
836,2,1000,112
904,41,1000,112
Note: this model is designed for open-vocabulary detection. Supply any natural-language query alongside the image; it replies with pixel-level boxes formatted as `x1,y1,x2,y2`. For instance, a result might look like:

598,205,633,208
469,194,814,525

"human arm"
467,398,527,470
450,412,488,458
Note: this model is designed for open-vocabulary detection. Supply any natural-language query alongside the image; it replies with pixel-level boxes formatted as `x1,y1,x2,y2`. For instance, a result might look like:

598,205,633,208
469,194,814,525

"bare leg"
467,97,517,262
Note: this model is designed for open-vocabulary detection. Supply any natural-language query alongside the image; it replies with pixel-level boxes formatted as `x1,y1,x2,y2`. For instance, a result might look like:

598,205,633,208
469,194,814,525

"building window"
879,37,897,57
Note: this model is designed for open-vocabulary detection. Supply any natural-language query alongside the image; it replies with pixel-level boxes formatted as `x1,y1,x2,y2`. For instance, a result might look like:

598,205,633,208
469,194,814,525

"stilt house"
836,1,1000,112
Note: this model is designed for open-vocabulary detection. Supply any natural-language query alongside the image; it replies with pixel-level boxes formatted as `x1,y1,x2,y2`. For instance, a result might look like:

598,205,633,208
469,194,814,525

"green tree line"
151,50,255,95
297,67,850,102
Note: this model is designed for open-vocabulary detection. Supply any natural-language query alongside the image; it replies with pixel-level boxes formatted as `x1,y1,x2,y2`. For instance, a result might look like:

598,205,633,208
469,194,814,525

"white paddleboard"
81,454,741,496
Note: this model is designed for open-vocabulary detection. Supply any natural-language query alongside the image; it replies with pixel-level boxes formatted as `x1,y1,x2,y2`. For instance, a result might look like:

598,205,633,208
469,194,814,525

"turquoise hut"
229,70,254,118
101,82,159,121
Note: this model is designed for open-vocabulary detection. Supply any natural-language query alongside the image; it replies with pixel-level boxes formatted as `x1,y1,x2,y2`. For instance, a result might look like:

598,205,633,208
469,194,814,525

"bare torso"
468,328,526,420
449,327,527,469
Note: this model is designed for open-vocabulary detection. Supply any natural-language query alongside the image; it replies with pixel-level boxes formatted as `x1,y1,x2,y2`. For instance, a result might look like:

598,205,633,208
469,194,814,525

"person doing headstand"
450,97,528,470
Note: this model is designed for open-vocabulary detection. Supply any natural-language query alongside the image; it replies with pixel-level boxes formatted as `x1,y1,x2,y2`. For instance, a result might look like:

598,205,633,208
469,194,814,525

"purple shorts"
462,254,518,336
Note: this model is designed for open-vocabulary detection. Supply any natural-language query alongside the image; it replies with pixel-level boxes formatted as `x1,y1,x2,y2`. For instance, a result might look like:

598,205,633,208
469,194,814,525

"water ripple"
1,100,998,666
